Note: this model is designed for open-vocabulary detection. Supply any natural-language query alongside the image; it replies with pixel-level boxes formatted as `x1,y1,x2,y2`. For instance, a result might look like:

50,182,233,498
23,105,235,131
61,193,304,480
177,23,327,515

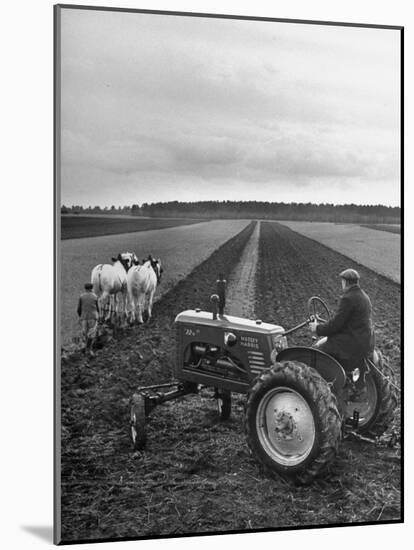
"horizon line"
61,200,401,209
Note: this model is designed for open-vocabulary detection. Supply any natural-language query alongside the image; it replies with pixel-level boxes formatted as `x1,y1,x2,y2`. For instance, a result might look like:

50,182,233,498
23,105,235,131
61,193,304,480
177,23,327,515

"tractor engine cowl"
174,309,286,390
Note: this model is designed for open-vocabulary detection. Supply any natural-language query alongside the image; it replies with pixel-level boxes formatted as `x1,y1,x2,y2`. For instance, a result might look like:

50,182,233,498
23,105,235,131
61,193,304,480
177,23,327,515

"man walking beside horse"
77,282,100,357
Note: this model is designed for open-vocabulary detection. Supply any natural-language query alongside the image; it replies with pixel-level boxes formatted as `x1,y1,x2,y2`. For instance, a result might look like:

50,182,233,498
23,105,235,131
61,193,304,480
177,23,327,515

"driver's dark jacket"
316,284,374,366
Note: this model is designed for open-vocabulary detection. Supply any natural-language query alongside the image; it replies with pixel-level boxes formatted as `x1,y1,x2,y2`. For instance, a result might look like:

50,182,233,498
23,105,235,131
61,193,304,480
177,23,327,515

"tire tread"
363,351,398,437
245,361,341,484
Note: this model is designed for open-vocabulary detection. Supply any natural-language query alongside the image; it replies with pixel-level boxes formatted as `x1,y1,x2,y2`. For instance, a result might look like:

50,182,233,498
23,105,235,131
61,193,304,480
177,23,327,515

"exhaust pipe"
210,294,219,320
210,274,226,320
217,273,226,316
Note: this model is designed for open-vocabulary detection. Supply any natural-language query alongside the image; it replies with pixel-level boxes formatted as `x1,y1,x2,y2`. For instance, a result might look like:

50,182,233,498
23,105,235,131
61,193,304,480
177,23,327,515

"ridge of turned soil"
60,220,400,542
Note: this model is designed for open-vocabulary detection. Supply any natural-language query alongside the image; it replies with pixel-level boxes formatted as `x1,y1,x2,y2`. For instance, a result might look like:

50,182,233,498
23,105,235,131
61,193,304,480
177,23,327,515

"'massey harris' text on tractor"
130,275,397,484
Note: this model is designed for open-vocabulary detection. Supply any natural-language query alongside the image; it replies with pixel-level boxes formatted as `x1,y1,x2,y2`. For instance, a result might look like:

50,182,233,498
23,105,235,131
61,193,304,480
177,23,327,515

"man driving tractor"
309,268,375,370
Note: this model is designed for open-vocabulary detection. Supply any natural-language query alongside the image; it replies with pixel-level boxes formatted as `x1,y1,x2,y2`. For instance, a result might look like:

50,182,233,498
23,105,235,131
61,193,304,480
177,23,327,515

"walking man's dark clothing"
77,283,99,356
77,291,99,321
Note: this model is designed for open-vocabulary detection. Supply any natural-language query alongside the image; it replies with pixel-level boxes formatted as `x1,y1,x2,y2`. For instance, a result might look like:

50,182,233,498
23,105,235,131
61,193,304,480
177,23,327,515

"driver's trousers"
317,335,374,372
317,339,358,372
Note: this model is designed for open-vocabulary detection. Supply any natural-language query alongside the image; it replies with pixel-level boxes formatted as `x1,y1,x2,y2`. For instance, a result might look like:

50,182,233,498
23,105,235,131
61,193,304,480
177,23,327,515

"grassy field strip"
62,214,203,219
226,221,260,318
61,215,206,239
278,221,400,283
361,224,400,234
61,220,250,345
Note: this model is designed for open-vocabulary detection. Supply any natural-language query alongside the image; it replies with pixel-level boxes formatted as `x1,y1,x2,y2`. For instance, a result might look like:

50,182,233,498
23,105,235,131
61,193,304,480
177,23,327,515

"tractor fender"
276,346,346,393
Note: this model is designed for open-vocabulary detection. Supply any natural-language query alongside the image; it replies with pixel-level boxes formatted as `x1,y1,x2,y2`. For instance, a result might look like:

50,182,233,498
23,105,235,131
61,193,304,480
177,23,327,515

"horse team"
91,252,163,325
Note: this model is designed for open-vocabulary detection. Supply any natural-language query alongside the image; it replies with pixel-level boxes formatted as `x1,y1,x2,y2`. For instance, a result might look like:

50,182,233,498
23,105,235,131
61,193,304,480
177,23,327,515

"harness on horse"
149,261,161,283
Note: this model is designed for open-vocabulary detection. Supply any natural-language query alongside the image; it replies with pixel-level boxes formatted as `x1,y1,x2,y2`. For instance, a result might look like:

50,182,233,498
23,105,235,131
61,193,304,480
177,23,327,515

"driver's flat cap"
339,268,360,281
84,282,93,290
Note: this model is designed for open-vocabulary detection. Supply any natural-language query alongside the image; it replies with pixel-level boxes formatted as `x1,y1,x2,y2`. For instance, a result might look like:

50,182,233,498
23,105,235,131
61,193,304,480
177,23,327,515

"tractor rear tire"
245,361,341,485
130,393,147,451
346,350,398,437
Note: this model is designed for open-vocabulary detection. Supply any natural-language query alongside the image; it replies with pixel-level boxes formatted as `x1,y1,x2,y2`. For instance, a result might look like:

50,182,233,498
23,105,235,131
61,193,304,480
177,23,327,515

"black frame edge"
53,4,404,544
55,3,403,31
54,3,62,546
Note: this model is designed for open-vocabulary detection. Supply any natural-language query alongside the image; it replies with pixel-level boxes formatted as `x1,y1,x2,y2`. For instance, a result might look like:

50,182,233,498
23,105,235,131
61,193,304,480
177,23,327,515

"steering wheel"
307,296,331,323
281,296,331,337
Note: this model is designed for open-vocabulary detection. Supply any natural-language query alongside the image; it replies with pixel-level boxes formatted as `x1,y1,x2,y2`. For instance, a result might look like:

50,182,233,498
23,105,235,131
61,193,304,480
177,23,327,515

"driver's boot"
352,371,368,401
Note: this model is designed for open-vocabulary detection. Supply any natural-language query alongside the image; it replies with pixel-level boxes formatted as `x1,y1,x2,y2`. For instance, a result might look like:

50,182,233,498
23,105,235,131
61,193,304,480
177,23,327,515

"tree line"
61,201,400,223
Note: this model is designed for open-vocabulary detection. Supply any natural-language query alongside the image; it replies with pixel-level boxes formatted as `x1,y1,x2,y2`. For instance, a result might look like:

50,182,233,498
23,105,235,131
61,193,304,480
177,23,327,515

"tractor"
130,275,397,484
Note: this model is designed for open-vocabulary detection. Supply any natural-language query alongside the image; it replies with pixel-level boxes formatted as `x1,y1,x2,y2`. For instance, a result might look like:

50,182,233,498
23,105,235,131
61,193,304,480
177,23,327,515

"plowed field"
59,221,401,543
278,221,401,283
61,220,249,346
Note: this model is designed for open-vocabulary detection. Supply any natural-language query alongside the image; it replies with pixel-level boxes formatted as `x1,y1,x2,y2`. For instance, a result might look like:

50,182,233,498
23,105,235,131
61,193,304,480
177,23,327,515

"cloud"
59,8,400,206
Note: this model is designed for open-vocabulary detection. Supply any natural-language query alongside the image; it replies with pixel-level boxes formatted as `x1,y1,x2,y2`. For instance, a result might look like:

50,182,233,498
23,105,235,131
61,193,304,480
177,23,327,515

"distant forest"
61,201,400,223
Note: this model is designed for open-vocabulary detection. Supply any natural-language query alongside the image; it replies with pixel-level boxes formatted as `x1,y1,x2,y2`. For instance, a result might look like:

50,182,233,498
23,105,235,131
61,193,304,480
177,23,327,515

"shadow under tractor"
130,275,398,484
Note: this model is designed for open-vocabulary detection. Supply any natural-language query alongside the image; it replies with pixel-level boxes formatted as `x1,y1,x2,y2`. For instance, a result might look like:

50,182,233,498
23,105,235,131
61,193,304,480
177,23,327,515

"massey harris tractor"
130,275,397,484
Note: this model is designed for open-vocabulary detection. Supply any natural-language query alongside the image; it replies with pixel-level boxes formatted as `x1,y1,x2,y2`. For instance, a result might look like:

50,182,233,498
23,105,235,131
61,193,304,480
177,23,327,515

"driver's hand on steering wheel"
309,319,318,334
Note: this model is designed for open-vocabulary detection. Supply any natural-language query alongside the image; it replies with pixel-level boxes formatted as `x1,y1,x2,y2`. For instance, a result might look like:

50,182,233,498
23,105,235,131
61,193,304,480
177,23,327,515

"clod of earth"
60,221,400,542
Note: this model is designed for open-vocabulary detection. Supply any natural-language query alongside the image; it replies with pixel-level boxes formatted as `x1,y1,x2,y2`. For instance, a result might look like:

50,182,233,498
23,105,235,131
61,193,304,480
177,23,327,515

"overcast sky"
59,8,401,207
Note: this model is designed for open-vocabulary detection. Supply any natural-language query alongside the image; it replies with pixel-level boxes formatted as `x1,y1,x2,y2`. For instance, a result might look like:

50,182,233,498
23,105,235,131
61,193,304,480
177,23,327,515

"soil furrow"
59,219,401,542
60,222,256,541
255,222,400,381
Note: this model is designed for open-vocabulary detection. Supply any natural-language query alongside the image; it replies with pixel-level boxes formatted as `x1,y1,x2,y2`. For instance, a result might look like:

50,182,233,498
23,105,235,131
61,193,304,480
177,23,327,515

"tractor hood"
175,309,285,335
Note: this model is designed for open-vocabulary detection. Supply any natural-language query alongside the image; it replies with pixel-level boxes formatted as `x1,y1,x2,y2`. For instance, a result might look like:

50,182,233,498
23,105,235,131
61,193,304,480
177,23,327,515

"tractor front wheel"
245,361,341,484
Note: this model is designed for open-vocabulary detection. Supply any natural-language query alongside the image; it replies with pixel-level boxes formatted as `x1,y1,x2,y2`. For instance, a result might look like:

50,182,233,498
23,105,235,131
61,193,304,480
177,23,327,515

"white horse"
91,252,138,323
127,255,163,323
